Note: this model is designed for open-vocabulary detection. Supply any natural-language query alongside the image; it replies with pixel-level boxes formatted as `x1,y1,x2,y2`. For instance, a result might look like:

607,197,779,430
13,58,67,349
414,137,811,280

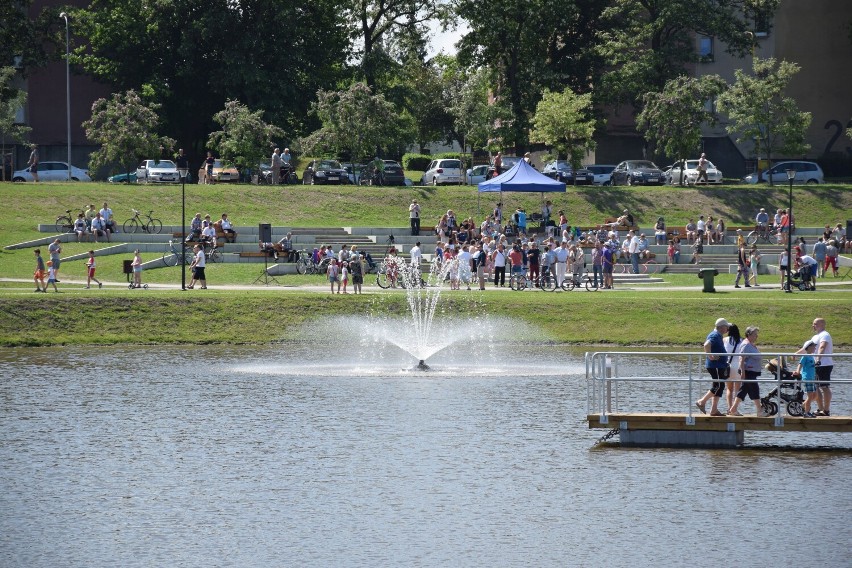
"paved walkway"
3,277,850,294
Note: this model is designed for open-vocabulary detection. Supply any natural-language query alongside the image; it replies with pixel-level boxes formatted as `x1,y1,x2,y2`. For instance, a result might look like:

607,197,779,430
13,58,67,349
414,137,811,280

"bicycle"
199,239,223,263
614,255,658,274
561,270,600,291
510,271,557,291
162,240,193,266
55,209,75,233
123,209,163,234
746,225,777,246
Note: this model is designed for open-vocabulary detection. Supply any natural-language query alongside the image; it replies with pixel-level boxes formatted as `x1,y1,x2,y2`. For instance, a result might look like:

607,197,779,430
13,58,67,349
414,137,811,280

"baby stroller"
786,269,813,291
760,358,804,416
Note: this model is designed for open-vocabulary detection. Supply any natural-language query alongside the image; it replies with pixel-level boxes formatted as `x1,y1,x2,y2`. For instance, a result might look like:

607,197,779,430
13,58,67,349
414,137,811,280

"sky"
426,19,468,57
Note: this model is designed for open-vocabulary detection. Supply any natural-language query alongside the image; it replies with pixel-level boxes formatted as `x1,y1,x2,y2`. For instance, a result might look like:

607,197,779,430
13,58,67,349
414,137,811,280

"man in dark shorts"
810,318,834,416
695,318,730,416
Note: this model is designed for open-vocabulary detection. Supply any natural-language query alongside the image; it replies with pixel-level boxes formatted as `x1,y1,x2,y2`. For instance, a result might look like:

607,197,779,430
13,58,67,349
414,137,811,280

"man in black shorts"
810,318,834,416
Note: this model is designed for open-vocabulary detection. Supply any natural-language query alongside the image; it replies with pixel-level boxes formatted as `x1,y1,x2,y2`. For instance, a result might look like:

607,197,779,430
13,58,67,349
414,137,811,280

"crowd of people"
695,317,834,418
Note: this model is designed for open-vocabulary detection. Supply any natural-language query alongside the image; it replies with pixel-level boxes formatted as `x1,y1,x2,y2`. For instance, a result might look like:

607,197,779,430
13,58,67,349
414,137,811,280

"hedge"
401,152,472,171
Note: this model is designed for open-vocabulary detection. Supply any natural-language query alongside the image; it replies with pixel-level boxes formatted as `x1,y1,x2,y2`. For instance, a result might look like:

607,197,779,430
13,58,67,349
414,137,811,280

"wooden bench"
596,217,639,233
239,251,272,258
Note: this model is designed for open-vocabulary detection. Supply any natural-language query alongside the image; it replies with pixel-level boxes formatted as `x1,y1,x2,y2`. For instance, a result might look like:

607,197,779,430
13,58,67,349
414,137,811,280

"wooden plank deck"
588,413,852,433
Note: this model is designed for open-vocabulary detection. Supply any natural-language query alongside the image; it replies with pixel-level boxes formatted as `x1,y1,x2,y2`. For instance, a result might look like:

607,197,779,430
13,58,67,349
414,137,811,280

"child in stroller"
760,358,805,416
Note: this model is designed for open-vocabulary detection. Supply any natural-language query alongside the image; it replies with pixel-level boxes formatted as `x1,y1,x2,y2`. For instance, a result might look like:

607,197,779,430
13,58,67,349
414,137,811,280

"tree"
717,57,811,186
83,90,175,180
636,74,727,184
455,0,608,151
352,0,444,89
0,67,30,144
73,0,350,153
529,88,597,180
598,0,778,111
207,100,284,174
0,0,56,73
450,67,498,154
299,82,413,162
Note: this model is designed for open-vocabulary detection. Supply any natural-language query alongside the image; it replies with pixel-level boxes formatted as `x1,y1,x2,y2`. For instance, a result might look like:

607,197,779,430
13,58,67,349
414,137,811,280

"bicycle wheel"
510,274,523,291
162,252,179,266
146,218,163,234
208,248,222,263
55,217,72,233
561,278,576,291
377,270,391,289
585,278,598,291
123,218,140,234
539,273,556,291
642,260,657,273
746,231,758,246
296,259,308,274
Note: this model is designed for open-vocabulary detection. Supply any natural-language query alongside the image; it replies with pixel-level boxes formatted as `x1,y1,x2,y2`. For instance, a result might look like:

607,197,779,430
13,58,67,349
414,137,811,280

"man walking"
695,318,731,416
27,144,39,182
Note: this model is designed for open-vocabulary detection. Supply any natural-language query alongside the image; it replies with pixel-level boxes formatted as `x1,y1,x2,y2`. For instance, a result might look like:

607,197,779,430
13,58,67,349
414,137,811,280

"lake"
1,344,849,567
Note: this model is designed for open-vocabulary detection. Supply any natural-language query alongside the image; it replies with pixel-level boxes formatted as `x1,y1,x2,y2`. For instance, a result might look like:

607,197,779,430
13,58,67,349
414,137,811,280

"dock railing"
586,351,849,427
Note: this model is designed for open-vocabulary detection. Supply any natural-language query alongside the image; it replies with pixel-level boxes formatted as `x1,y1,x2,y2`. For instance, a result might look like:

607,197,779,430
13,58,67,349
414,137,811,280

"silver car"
667,159,723,185
743,161,824,184
136,159,179,183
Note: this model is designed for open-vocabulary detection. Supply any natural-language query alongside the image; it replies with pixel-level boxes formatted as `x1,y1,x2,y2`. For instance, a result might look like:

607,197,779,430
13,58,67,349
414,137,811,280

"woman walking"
728,326,766,417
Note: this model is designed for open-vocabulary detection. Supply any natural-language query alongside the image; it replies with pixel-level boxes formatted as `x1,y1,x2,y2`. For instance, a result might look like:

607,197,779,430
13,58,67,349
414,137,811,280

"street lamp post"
785,168,796,293
178,167,188,289
59,12,71,181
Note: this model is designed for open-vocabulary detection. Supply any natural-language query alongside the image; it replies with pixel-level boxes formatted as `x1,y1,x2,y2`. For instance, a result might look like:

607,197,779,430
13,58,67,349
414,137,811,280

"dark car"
302,159,349,185
541,160,594,185
610,160,665,186
361,160,406,186
487,156,522,179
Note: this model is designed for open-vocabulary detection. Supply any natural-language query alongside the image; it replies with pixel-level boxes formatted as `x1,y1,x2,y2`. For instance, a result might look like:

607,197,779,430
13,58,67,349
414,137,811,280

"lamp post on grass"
178,164,188,290
59,12,71,181
785,168,796,293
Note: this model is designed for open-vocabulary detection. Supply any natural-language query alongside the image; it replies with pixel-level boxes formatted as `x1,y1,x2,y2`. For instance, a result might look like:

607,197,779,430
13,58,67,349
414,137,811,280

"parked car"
743,160,824,184
466,164,489,185
586,164,616,186
487,156,522,179
342,163,366,184
541,160,593,185
610,160,665,186
361,160,406,186
12,161,91,182
302,159,349,185
198,159,239,183
422,158,464,186
666,159,724,185
107,171,138,183
136,159,179,183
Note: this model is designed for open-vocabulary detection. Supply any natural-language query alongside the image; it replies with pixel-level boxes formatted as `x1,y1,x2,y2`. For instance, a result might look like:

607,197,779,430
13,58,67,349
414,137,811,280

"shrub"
401,153,432,171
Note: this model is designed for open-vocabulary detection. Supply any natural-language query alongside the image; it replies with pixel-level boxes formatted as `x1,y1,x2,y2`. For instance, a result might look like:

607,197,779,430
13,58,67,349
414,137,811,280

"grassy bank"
1,290,849,348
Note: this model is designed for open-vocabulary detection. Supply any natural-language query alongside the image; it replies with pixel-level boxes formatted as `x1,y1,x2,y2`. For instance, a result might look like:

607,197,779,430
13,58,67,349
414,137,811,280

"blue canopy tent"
476,159,565,223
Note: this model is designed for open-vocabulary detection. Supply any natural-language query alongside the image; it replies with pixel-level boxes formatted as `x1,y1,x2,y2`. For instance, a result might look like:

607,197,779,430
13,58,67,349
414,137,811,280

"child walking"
46,260,59,292
33,249,46,292
85,250,103,289
327,259,340,294
340,261,349,294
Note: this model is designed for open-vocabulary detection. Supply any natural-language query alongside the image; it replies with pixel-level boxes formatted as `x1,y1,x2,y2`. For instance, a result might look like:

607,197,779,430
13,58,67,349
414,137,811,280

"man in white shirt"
554,241,570,286
409,242,422,267
409,200,421,236
696,215,706,244
100,202,117,233
809,318,833,416
628,230,640,273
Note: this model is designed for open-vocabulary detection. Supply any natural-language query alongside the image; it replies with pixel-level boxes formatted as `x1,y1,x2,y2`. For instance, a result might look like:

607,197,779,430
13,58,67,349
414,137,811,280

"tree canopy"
207,100,284,173
530,88,597,175
717,57,811,185
82,90,175,177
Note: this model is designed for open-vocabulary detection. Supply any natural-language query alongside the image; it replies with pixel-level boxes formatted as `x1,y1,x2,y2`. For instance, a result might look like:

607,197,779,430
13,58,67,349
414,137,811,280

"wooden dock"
588,413,852,447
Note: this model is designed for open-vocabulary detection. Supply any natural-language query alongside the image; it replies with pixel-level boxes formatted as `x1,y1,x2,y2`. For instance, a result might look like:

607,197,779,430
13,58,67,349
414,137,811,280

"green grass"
1,289,850,348
1,181,851,347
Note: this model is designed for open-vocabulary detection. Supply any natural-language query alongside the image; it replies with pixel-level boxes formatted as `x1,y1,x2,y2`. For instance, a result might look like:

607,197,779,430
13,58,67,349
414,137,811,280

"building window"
698,36,714,62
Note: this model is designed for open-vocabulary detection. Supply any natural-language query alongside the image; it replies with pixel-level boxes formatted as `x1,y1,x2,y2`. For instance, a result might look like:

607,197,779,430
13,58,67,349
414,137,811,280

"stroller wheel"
787,401,803,417
767,401,779,416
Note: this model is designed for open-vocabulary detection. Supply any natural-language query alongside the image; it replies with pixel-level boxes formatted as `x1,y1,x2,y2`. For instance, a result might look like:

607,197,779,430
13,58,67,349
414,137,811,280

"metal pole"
60,13,71,180
785,170,794,293
181,177,186,290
